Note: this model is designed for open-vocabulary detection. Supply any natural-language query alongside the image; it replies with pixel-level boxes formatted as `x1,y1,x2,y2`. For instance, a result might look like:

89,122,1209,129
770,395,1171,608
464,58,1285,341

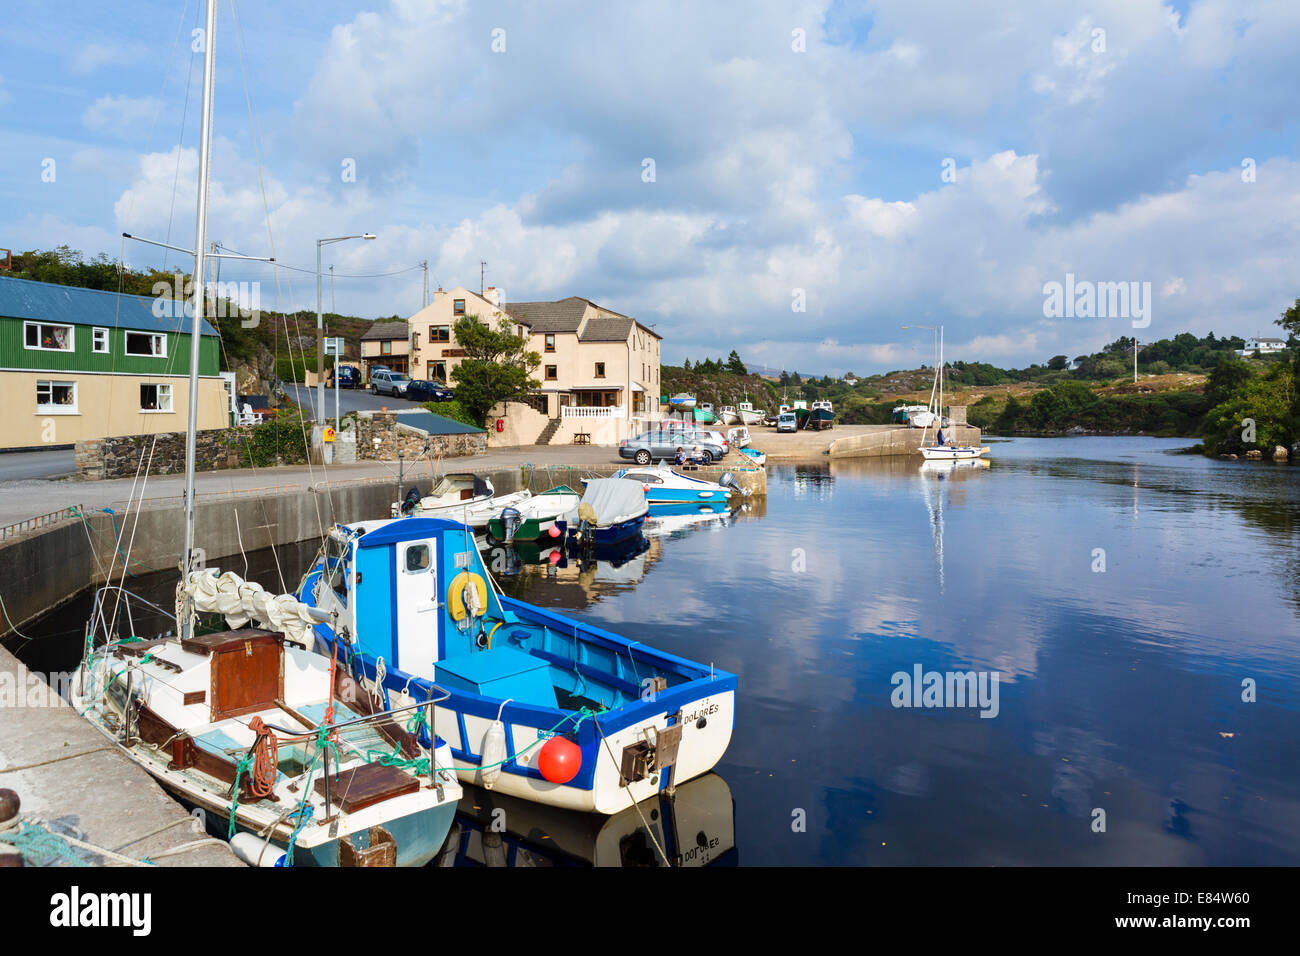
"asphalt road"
284,383,432,418
0,448,76,480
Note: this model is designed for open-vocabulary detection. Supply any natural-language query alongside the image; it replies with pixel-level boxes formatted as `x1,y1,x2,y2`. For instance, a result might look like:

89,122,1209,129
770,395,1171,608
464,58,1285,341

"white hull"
920,445,989,461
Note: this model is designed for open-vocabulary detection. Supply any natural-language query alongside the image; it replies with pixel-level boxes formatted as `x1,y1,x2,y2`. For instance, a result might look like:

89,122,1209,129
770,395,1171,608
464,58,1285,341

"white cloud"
82,95,161,132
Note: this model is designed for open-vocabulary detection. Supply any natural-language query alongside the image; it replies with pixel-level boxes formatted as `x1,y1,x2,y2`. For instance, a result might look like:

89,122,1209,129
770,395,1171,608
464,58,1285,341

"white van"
777,411,798,433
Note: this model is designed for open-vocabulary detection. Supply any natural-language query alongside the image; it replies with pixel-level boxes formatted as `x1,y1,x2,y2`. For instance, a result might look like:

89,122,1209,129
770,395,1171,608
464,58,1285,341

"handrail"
0,505,84,540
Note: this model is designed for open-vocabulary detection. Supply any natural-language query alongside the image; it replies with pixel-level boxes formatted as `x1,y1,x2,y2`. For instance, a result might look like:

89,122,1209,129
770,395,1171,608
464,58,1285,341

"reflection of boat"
642,502,736,537
441,772,736,867
397,473,529,529
809,400,834,430
487,485,582,542
300,515,735,813
602,463,739,505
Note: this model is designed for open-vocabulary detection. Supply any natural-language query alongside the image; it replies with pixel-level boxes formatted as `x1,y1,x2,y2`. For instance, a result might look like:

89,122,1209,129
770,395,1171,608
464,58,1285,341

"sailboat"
919,327,989,461
70,0,460,867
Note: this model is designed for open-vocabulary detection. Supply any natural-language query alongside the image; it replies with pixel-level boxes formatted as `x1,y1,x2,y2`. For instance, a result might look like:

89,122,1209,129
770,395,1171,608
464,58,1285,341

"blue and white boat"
297,516,737,813
558,477,648,546
598,462,740,505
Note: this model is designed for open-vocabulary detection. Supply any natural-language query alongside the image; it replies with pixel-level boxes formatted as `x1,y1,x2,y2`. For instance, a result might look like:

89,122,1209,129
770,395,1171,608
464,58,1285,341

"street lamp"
316,233,376,421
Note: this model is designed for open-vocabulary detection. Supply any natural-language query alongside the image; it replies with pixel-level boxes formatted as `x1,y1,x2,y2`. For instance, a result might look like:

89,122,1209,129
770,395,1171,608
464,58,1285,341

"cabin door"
395,539,440,680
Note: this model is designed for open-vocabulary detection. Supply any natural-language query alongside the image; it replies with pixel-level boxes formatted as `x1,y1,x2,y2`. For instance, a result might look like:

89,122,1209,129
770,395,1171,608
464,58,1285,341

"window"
545,334,555,352
430,360,447,382
429,325,450,342
381,340,392,355
545,365,558,380
24,322,74,352
595,362,606,378
411,332,419,350
125,331,166,357
405,544,431,572
140,383,173,412
92,328,109,353
36,380,77,413
453,299,466,316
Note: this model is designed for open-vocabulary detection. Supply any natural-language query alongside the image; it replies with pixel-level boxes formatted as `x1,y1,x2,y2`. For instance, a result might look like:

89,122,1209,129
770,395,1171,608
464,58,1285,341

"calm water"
11,437,1300,865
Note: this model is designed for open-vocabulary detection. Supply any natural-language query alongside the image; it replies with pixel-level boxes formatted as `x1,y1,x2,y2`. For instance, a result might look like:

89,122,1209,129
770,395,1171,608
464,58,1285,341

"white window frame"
125,331,167,358
139,383,174,413
92,327,110,353
24,321,75,353
36,380,78,414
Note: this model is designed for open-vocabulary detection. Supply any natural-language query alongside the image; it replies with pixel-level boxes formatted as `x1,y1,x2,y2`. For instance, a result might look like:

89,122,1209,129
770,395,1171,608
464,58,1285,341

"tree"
1047,355,1068,371
683,358,692,371
1204,362,1296,454
448,314,541,426
726,350,747,375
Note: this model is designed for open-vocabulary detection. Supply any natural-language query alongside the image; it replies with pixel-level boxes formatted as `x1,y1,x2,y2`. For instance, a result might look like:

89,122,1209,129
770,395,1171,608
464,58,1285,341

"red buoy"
547,524,561,538
537,736,582,784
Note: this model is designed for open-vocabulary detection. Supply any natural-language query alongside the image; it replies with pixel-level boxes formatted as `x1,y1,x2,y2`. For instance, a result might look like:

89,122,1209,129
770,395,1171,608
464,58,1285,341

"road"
284,384,430,418
0,448,75,481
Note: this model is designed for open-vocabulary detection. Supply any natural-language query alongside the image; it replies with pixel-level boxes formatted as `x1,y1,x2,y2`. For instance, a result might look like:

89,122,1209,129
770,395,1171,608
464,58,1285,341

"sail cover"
184,570,327,644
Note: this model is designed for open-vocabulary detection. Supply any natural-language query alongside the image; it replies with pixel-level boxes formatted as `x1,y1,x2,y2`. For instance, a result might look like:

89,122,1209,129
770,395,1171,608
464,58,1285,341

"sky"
0,0,1297,376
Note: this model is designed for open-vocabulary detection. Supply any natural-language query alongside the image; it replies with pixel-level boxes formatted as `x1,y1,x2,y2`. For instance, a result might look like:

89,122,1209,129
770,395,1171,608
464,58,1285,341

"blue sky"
1,0,1298,375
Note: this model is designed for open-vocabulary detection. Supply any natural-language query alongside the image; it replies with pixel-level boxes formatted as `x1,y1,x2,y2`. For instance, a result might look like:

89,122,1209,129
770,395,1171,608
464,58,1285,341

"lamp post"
316,233,375,421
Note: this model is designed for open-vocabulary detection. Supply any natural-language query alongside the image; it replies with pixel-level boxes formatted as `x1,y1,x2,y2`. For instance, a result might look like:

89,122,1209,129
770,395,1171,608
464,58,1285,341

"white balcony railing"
561,405,626,419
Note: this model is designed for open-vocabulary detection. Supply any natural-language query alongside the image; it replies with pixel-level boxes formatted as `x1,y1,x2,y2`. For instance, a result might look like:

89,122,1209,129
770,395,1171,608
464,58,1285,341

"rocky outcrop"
1273,445,1289,462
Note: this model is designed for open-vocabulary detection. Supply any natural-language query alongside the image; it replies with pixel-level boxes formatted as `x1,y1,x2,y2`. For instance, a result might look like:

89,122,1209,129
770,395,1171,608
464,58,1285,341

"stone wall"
75,428,251,480
356,413,487,461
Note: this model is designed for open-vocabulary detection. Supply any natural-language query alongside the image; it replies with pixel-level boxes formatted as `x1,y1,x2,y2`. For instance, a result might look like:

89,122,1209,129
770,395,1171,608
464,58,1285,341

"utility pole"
480,260,486,296
329,264,335,313
1134,337,1139,383
422,260,429,308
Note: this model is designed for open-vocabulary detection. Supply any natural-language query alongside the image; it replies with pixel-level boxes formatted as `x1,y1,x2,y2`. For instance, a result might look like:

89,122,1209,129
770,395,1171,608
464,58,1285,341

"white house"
1236,337,1289,356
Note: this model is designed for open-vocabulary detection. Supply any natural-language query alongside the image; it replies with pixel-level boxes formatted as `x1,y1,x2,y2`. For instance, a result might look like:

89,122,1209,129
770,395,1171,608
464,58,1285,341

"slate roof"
0,276,218,335
579,316,635,342
362,320,409,340
395,411,485,435
503,297,590,333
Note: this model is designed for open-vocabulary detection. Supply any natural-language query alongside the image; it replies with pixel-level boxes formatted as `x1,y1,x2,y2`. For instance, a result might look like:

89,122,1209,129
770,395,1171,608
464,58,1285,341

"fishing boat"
693,403,717,424
486,485,583,543
668,393,697,410
808,400,835,430
560,477,649,545
70,0,461,868
396,473,529,529
296,515,737,814
718,405,740,425
725,427,765,466
918,327,989,461
737,401,765,426
72,577,462,867
601,462,741,505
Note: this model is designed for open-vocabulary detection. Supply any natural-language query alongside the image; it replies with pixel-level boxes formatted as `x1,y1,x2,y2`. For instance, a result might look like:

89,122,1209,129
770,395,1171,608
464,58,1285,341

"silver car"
620,430,724,465
371,370,411,396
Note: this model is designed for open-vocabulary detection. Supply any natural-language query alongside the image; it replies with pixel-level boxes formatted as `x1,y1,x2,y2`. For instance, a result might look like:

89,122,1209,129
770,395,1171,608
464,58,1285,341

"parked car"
662,423,729,454
405,379,455,402
776,411,798,433
331,365,359,388
620,430,724,465
371,370,411,397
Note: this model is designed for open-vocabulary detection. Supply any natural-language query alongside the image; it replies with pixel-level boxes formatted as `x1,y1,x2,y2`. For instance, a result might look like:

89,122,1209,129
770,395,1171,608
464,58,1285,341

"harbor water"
9,436,1300,865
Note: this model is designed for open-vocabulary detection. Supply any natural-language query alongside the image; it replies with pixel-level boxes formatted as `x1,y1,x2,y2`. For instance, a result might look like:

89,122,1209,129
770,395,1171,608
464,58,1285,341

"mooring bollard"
0,789,23,867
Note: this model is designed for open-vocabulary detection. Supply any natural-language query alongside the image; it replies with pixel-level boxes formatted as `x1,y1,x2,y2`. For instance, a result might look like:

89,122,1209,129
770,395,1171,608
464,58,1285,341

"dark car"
405,379,455,402
330,365,360,388
619,429,724,465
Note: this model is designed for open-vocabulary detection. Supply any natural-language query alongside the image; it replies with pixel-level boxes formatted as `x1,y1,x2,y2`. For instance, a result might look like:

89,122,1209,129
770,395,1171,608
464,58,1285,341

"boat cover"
571,478,647,526
184,570,325,644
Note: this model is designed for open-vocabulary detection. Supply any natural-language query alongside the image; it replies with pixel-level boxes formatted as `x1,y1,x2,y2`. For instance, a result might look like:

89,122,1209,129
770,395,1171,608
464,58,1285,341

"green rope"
0,822,91,867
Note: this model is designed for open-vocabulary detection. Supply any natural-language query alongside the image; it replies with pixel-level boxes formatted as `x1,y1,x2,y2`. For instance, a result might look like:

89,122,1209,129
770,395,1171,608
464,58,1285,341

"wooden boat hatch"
189,629,285,721
314,762,418,813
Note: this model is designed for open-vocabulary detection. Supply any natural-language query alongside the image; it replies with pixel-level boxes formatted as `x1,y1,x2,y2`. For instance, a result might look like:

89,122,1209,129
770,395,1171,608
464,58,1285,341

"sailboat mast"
181,0,217,633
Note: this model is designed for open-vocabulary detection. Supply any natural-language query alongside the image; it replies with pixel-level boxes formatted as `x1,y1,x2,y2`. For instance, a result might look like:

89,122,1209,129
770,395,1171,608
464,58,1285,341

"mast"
181,0,218,637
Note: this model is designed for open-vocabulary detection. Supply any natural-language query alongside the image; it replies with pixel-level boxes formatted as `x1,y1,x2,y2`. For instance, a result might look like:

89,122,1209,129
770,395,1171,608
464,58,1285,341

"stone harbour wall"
75,428,250,481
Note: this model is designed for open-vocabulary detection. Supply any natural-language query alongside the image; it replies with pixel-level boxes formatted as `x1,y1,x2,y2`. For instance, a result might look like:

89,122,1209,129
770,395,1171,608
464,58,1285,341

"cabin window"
139,383,173,412
545,365,557,380
36,380,77,413
24,322,73,352
92,328,110,353
125,331,166,357
404,544,431,573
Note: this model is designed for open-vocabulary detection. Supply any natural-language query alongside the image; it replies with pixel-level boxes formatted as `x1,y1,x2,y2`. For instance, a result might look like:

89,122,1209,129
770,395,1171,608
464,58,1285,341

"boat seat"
435,647,555,707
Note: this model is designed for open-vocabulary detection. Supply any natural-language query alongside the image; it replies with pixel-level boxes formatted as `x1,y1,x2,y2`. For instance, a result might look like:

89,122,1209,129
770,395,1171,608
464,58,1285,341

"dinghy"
297,517,737,814
561,477,649,545
486,485,583,543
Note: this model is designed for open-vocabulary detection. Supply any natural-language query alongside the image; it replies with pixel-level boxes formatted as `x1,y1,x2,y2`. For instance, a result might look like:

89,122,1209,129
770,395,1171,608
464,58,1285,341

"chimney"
483,286,500,307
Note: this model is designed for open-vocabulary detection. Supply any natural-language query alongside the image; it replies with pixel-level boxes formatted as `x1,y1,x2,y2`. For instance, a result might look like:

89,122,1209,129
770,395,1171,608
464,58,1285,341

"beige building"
408,286,662,438
360,320,410,380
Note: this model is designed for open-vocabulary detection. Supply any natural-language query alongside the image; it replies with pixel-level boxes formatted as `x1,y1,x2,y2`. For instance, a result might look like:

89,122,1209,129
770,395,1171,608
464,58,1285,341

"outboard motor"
400,486,421,516
500,506,523,543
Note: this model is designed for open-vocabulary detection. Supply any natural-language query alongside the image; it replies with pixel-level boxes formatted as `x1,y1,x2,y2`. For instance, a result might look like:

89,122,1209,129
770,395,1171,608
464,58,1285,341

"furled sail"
183,570,330,644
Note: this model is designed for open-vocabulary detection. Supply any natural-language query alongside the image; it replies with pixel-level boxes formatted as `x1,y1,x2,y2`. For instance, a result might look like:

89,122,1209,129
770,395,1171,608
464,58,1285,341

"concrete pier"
0,645,240,866
828,424,982,460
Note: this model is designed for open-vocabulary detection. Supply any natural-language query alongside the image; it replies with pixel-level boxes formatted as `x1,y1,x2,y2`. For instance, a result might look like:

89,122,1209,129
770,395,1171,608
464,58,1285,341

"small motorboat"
718,405,740,425
737,402,765,426
561,477,649,545
72,573,462,867
396,474,531,530
668,393,697,410
297,513,737,814
487,485,583,543
726,427,765,464
602,462,741,505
